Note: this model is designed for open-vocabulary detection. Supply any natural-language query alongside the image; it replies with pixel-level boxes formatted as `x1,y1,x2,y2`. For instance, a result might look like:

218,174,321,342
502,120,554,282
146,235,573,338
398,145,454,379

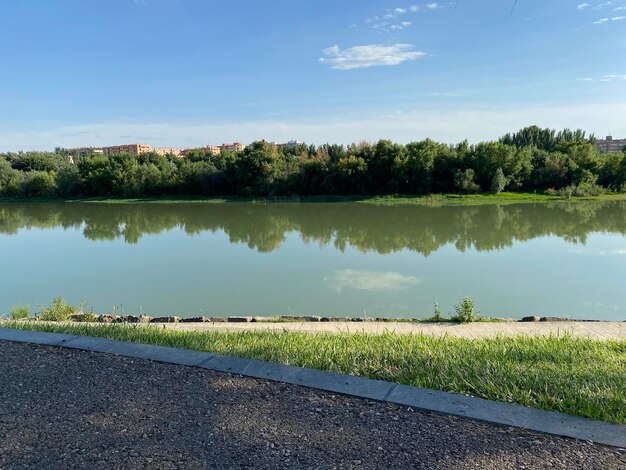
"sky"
1,0,625,151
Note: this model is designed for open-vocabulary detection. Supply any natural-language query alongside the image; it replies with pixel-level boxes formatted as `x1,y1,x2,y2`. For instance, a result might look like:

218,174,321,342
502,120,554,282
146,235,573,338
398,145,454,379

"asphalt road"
0,340,623,469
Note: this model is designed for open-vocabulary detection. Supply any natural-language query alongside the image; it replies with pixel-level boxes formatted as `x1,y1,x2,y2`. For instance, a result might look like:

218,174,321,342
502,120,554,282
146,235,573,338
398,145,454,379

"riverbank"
3,321,625,424
2,192,626,205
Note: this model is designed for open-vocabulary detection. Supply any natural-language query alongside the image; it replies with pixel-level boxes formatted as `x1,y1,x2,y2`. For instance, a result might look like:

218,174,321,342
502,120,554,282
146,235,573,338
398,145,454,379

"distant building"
66,141,246,158
280,140,304,147
66,144,151,156
597,135,626,154
180,145,221,157
153,147,183,157
102,144,152,155
219,142,245,152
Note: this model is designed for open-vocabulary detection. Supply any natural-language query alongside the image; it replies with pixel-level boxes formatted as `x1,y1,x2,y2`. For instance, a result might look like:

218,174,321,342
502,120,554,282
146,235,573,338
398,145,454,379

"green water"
1,201,626,321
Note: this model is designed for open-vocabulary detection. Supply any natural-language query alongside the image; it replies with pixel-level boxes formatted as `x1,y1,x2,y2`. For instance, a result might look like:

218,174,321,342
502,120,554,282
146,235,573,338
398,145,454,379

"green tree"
490,168,507,194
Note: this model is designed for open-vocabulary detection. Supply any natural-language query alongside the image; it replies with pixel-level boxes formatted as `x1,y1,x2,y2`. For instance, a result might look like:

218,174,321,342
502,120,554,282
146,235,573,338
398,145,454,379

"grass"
2,321,625,424
2,192,626,205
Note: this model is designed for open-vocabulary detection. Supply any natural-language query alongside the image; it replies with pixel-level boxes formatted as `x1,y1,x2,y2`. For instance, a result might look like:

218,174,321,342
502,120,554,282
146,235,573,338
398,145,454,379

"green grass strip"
3,321,625,425
3,192,626,205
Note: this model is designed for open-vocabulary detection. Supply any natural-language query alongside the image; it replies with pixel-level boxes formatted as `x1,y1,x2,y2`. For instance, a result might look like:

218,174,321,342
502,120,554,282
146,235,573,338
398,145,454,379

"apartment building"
597,135,626,154
153,147,183,157
180,145,221,157
102,144,152,155
66,141,246,158
219,142,245,152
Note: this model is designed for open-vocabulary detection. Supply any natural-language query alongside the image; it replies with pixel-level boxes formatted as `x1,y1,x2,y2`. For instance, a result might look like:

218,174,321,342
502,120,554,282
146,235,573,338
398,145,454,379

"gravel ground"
0,341,623,469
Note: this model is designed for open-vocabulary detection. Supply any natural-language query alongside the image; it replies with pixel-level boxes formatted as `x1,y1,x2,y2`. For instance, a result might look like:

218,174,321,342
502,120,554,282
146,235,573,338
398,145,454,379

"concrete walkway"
153,321,626,340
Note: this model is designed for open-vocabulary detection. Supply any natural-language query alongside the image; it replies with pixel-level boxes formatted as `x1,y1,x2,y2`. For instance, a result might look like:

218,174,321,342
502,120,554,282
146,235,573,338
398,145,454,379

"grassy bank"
2,192,626,205
3,321,625,424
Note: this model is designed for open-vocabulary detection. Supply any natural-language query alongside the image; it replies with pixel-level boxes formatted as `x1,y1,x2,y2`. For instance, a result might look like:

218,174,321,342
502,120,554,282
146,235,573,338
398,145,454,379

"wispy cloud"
364,3,444,31
577,73,626,81
320,44,426,70
325,269,420,292
431,91,461,97
592,1,615,10
594,15,625,23
390,21,412,30
577,2,590,9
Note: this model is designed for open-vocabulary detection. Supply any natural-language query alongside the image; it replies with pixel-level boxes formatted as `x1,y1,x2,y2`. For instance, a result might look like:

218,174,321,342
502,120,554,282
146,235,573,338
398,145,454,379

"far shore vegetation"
2,126,626,200
2,321,624,425
3,192,626,206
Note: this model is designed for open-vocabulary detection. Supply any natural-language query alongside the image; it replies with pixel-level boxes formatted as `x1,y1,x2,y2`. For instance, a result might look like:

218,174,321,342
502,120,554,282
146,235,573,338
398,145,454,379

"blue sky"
1,0,625,150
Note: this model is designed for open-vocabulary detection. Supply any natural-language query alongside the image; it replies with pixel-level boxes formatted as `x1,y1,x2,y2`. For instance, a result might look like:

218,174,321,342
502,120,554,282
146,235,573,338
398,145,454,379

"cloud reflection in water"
325,269,420,292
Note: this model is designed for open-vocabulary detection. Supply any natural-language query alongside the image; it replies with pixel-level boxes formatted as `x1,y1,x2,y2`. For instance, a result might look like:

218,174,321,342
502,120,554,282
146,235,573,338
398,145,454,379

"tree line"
1,126,625,198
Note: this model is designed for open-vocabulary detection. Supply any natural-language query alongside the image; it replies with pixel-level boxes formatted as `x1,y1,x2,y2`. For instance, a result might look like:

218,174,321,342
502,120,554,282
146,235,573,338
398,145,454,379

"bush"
75,311,98,322
490,168,507,194
452,297,479,322
39,296,77,321
10,305,29,320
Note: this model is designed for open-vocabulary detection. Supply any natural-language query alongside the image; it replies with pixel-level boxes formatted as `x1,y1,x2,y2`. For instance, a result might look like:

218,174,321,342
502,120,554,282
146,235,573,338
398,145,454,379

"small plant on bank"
75,310,98,322
38,296,77,321
452,296,479,322
10,305,29,320
432,302,443,322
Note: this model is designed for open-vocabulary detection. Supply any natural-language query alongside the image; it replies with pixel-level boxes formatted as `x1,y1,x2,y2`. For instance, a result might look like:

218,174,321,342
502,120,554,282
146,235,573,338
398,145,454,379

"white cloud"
384,7,407,19
615,6,626,10
603,74,626,80
577,3,590,9
578,73,626,81
365,3,442,30
319,44,426,70
594,14,625,22
592,1,614,9
390,21,412,30
431,91,461,97
325,270,420,292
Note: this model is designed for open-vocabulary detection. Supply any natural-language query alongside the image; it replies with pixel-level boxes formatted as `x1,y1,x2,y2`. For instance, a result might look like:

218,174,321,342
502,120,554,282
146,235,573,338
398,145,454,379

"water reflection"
1,201,626,256
325,269,421,292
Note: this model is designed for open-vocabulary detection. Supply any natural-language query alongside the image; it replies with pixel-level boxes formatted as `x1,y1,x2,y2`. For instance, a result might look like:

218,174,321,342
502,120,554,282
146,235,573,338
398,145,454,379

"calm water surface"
1,201,626,321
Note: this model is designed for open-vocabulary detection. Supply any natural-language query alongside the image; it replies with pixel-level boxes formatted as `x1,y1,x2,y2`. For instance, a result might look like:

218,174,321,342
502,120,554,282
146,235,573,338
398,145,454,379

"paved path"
0,341,623,469
156,321,626,340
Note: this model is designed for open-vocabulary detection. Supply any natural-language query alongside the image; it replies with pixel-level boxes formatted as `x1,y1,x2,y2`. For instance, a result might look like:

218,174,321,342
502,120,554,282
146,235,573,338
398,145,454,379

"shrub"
75,311,98,322
433,302,442,322
39,296,77,321
452,296,479,322
490,168,507,194
10,305,29,320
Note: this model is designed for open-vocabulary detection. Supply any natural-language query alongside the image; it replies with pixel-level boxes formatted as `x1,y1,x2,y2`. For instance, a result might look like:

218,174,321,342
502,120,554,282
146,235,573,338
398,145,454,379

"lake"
1,200,626,321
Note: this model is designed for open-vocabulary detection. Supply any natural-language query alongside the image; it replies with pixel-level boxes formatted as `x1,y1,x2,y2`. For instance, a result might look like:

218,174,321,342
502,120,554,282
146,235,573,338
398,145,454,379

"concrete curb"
1,327,624,448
